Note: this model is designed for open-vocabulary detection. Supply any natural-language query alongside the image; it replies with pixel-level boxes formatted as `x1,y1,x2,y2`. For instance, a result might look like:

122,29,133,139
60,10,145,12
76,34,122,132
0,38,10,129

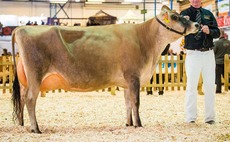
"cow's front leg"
125,75,142,127
25,88,41,133
124,89,133,126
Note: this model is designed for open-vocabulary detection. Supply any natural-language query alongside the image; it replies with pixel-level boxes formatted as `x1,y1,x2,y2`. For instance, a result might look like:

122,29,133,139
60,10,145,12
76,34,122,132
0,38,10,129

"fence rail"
1,54,230,95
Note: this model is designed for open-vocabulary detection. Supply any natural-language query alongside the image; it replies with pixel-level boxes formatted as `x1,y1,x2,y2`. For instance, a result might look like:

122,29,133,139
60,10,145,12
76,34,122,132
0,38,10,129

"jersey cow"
12,6,198,133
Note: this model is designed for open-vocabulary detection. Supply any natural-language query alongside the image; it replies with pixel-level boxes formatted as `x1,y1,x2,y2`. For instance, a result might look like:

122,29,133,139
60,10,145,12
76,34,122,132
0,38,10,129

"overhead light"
161,0,169,5
87,0,103,1
85,0,104,4
124,0,142,2
49,0,68,3
122,0,142,4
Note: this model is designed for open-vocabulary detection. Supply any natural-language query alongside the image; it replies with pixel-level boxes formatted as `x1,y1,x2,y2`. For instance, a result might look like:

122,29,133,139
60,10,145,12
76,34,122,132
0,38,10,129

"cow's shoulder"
58,27,85,43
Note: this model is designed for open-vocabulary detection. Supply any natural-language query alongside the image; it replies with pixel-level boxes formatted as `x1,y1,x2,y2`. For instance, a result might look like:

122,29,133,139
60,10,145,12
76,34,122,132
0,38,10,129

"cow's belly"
17,59,93,91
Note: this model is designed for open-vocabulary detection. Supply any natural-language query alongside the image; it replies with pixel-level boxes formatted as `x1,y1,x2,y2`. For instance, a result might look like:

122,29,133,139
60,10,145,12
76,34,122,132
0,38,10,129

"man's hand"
201,25,210,34
183,16,190,20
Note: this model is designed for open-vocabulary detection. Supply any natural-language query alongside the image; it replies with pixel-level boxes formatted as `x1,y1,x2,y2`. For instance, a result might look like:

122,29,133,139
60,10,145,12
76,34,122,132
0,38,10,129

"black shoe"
189,121,195,123
147,91,153,95
205,120,215,125
216,90,221,94
158,91,164,95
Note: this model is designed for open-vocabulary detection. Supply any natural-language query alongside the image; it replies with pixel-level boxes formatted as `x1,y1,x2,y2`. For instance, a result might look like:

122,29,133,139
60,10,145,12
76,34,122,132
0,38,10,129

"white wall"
0,2,50,17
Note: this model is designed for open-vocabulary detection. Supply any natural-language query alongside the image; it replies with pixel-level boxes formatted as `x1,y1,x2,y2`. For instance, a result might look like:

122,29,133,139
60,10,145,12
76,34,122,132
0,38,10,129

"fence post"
224,54,229,91
182,54,186,90
41,91,46,97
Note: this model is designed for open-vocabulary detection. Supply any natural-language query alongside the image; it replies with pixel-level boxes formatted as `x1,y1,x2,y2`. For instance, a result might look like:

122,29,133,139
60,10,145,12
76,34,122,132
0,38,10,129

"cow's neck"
137,18,176,53
137,19,182,79
136,18,176,71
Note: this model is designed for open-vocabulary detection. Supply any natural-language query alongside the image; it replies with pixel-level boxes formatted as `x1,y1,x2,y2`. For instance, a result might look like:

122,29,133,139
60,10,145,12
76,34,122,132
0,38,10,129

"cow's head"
157,5,198,36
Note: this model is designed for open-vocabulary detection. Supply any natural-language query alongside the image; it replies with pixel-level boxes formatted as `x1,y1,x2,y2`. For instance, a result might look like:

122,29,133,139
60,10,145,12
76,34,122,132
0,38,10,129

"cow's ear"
160,11,171,23
161,5,170,12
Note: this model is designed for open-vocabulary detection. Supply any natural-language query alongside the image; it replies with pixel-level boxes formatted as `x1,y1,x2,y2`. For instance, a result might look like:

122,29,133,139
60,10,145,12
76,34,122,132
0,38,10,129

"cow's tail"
11,30,21,121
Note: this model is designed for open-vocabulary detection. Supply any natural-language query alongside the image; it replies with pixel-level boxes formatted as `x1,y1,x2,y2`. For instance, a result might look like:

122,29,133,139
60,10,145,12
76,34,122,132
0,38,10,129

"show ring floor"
0,90,230,141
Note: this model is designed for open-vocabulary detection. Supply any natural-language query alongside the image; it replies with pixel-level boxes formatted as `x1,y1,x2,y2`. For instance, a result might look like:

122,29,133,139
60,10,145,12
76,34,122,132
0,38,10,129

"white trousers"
185,50,215,122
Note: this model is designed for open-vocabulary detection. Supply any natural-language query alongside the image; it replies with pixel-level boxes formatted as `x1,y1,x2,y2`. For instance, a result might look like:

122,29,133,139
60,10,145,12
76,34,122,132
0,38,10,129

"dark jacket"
180,6,220,49
213,37,230,64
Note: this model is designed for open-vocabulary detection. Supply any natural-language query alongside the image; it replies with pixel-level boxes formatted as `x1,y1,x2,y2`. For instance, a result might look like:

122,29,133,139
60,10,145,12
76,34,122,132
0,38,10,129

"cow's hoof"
134,125,143,128
158,91,164,95
125,123,133,127
18,121,24,126
31,129,42,134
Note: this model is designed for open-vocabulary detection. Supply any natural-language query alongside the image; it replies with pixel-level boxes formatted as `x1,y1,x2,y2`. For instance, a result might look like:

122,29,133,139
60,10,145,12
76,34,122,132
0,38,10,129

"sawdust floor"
0,89,230,142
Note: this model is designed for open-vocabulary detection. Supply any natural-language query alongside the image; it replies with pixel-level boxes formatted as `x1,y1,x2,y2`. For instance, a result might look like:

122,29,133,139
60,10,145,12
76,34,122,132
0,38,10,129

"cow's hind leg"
124,75,142,127
25,86,41,133
124,89,133,126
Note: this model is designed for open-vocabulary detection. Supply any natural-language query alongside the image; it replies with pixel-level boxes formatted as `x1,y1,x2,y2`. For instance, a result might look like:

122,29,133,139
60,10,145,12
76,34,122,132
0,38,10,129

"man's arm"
206,11,220,39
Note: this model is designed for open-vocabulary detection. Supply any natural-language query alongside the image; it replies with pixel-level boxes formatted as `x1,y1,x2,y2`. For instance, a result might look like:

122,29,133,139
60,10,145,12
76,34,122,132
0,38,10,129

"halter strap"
156,17,187,36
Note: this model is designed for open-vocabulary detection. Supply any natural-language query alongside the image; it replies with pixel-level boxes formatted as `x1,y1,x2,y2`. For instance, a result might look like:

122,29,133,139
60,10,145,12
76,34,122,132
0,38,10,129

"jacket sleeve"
180,10,188,17
206,12,220,39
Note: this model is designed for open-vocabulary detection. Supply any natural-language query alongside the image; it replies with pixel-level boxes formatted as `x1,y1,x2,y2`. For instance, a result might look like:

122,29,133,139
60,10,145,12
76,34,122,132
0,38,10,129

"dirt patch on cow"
0,90,230,142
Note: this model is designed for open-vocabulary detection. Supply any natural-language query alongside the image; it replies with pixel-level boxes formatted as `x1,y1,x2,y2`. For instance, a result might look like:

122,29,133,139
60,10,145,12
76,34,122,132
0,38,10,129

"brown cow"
11,5,198,133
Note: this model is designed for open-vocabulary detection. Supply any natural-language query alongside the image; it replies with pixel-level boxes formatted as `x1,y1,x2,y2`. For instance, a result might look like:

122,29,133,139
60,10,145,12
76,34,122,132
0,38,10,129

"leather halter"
156,17,187,36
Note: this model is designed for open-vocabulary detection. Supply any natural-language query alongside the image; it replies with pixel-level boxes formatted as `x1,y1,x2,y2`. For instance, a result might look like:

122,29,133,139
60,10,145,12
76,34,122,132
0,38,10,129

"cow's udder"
17,59,27,87
40,73,69,91
17,59,69,91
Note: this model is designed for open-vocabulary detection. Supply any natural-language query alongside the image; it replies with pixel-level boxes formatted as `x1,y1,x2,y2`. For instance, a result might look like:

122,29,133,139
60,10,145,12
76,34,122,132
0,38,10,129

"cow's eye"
171,15,179,21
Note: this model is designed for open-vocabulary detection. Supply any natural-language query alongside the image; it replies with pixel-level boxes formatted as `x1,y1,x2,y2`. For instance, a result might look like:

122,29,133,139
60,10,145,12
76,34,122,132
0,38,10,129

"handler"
180,0,220,124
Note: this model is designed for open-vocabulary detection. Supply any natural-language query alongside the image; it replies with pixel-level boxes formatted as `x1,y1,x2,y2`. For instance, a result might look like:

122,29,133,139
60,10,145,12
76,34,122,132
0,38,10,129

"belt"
187,48,213,52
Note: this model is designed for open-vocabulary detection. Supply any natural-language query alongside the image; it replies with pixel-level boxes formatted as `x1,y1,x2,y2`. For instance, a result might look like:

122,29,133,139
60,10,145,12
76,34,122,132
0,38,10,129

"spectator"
41,20,45,25
26,20,31,25
34,21,38,25
2,48,8,56
7,52,12,56
213,29,230,93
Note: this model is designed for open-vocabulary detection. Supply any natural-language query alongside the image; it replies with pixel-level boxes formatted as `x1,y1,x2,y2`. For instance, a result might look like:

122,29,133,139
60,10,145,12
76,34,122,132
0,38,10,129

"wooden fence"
1,54,230,95
0,56,17,94
144,55,186,92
